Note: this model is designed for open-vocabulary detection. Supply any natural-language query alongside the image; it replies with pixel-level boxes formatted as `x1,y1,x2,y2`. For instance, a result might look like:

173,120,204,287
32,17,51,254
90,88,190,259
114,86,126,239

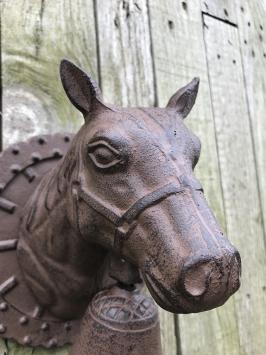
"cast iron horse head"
17,60,241,320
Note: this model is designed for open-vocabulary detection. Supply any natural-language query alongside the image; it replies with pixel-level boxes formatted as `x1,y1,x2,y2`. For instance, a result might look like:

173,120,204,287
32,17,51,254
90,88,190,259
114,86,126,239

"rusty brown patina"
0,60,241,353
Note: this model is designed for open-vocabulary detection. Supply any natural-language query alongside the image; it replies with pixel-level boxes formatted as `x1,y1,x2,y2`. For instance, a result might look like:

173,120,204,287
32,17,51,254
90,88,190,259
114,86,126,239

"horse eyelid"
87,139,120,155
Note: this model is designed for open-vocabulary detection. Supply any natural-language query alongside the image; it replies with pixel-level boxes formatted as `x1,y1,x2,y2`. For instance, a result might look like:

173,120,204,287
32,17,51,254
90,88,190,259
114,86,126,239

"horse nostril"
183,261,215,297
182,251,241,299
228,251,241,292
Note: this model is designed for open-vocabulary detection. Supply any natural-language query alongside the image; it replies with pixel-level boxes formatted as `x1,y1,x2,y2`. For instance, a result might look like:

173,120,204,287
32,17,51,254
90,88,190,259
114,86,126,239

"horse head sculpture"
16,60,240,325
19,60,240,316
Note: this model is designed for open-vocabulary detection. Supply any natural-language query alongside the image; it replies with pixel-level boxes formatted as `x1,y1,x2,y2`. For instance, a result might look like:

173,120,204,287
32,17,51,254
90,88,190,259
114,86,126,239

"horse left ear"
60,59,108,119
166,78,200,119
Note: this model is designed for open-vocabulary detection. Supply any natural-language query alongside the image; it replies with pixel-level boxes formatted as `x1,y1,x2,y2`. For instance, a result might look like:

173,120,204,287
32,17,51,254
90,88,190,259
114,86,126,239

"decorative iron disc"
0,133,81,347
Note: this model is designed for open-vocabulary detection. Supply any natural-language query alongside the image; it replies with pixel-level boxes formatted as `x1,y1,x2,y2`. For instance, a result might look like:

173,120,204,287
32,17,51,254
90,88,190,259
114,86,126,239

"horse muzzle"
143,248,241,314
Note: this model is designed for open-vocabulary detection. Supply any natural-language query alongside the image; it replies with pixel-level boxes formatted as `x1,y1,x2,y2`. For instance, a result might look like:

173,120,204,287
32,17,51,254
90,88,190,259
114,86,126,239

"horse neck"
19,155,111,306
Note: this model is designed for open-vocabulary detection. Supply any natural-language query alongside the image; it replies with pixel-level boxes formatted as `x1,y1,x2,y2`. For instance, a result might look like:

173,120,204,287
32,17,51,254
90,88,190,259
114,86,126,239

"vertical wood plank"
95,1,178,353
236,0,266,250
1,0,98,353
204,14,266,355
1,0,98,147
201,0,237,24
96,0,155,107
148,1,240,355
0,340,7,355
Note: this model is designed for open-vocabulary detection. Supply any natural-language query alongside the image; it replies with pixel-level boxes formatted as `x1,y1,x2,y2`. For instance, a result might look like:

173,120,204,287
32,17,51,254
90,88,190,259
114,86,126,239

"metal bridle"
77,174,203,254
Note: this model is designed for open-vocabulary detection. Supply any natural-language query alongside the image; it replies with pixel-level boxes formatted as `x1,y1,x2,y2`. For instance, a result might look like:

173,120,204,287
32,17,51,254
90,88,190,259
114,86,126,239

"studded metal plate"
0,133,81,348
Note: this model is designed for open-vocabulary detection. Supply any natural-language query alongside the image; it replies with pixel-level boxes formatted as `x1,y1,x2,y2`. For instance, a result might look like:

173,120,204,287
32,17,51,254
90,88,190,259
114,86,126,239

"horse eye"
88,142,122,169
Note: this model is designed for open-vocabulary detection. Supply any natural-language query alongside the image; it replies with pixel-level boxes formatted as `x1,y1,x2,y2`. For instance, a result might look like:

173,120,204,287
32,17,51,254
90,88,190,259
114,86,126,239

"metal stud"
64,322,71,331
12,146,20,155
31,152,42,162
0,276,17,295
23,335,31,345
38,137,47,145
23,168,37,182
52,149,63,158
48,338,57,347
0,197,16,214
0,239,18,251
10,164,22,174
19,316,28,325
33,305,43,318
0,324,6,333
0,302,8,311
41,322,49,331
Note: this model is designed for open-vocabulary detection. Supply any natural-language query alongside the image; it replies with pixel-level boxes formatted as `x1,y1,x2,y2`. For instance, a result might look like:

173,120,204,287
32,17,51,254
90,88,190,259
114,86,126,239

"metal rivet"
0,324,6,333
10,164,22,174
64,135,70,142
41,322,49,331
53,149,63,158
0,183,5,193
23,168,36,183
0,302,8,311
48,338,57,347
19,316,28,325
64,322,71,331
12,147,20,155
23,335,31,345
38,137,47,145
0,198,16,214
31,152,42,162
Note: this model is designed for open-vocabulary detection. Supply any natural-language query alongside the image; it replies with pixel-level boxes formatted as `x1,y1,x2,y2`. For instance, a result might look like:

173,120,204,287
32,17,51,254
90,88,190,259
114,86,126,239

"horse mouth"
143,272,190,314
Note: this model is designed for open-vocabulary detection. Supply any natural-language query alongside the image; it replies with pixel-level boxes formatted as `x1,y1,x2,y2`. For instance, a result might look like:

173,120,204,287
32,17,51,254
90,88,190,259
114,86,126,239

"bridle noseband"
77,174,203,254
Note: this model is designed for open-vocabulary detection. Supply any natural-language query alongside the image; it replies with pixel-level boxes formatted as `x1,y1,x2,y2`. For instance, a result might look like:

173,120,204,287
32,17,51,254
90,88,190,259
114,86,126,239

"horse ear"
60,59,104,117
166,78,200,119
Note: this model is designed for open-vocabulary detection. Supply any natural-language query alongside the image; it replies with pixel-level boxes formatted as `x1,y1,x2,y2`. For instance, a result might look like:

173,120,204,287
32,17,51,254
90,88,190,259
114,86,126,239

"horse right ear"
166,78,200,119
60,59,104,117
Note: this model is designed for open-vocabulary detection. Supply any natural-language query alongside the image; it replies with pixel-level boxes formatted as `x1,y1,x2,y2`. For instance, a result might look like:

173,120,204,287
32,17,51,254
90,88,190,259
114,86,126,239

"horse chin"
143,272,189,314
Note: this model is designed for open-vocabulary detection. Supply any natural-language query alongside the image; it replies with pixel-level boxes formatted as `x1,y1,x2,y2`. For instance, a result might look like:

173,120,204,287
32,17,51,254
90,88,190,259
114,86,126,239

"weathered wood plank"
0,339,7,355
96,1,177,353
96,0,155,107
1,0,97,354
6,342,33,355
32,346,69,355
204,13,266,354
148,1,240,355
1,0,97,147
236,0,266,254
201,0,237,24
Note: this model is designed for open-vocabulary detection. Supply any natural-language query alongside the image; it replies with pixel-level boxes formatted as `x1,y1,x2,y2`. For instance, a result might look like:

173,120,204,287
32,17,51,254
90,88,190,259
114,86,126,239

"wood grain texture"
148,1,239,354
204,14,266,354
96,0,155,107
1,0,98,147
201,0,237,24
0,340,7,355
95,2,176,353
236,0,266,250
1,0,98,353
